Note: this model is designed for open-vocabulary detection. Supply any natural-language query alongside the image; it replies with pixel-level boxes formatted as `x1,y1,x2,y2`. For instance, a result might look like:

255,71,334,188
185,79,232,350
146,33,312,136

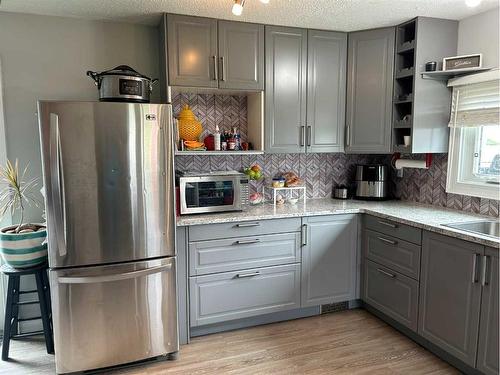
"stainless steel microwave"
178,171,249,215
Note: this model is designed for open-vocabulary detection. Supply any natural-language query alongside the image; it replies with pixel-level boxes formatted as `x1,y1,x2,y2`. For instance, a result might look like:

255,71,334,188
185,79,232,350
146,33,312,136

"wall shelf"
421,67,492,80
175,150,265,156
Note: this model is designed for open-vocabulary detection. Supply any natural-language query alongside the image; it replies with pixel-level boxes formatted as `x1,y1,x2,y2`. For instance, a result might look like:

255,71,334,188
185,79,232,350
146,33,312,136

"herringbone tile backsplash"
174,94,499,217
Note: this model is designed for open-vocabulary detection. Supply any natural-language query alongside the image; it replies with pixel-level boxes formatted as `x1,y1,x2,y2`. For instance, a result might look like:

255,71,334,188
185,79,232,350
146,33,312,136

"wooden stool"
1,262,54,360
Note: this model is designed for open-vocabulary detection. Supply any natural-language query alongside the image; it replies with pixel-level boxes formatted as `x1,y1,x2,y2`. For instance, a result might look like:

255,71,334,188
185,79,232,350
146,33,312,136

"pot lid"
96,65,151,80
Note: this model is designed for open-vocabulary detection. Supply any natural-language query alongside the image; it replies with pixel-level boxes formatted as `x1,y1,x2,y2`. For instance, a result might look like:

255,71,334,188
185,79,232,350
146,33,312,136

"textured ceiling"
0,0,499,31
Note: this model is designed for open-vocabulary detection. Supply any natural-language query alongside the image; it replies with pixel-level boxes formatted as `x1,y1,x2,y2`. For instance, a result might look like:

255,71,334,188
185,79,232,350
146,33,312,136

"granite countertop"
177,198,500,248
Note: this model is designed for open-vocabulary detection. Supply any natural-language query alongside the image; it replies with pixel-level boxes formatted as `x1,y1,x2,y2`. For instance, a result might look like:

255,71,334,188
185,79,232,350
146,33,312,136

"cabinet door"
265,26,307,153
419,232,483,367
346,28,394,154
306,30,347,153
301,215,358,307
167,14,218,88
218,21,264,90
477,248,499,375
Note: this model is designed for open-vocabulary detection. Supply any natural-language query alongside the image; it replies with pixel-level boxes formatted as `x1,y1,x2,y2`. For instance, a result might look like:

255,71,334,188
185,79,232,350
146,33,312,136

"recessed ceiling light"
465,0,482,7
260,0,270,4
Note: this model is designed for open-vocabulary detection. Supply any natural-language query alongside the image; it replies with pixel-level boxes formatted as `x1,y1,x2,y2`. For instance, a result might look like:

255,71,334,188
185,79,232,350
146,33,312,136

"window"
447,74,500,200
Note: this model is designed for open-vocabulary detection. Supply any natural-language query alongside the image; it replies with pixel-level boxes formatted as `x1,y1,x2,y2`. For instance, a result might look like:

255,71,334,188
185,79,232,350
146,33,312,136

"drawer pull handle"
376,268,396,278
377,236,397,245
235,271,260,279
235,239,260,245
235,222,260,228
378,220,398,229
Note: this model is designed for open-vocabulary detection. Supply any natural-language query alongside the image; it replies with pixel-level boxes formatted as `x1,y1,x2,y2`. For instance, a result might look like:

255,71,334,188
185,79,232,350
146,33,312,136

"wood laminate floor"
0,309,459,375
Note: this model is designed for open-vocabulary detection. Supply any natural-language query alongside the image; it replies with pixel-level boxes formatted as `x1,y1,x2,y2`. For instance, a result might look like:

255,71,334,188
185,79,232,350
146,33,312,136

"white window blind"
448,79,500,128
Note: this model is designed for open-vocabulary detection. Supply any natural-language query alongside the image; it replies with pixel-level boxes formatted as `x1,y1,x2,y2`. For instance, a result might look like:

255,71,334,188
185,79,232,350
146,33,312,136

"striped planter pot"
0,225,48,268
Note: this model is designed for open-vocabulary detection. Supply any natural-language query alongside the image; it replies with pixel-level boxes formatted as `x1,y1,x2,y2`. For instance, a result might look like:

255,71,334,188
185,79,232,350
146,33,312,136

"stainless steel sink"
442,220,500,239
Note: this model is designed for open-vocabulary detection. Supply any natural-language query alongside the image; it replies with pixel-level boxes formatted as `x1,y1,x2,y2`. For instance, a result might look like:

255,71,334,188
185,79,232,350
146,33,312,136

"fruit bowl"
243,164,263,181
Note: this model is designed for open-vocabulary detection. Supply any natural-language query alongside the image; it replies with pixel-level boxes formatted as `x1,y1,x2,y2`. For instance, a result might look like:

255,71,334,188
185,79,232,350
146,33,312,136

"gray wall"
458,7,499,68
0,12,160,223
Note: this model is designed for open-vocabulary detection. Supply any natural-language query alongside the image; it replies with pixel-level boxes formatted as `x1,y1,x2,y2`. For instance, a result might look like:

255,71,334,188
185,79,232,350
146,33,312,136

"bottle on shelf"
233,127,241,151
214,125,221,151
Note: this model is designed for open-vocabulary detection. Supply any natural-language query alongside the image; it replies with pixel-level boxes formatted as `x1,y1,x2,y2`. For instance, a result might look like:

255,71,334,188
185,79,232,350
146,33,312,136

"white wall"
0,11,160,332
0,12,160,223
458,7,500,68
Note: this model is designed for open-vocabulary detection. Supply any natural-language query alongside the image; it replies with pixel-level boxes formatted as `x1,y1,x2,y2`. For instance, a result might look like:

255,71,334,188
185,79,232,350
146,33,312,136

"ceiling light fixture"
232,0,269,16
232,0,245,16
465,0,482,7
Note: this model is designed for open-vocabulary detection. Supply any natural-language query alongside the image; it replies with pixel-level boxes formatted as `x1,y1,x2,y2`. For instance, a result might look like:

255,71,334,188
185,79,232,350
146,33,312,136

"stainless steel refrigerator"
37,101,178,374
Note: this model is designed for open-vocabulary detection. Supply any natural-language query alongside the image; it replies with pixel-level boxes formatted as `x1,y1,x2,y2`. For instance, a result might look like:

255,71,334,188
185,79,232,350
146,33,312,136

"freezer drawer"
50,257,178,374
189,264,301,327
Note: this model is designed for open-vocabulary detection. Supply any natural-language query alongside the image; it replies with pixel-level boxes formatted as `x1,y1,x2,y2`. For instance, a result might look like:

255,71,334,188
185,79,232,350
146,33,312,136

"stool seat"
1,262,54,360
1,262,48,275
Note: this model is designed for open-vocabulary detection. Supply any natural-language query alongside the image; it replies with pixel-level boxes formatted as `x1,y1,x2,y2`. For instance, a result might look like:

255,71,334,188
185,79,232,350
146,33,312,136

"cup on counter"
404,135,411,146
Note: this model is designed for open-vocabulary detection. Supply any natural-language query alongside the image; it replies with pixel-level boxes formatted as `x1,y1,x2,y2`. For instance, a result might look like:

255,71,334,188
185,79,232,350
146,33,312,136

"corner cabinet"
265,27,347,153
301,215,358,307
167,14,264,90
345,27,395,154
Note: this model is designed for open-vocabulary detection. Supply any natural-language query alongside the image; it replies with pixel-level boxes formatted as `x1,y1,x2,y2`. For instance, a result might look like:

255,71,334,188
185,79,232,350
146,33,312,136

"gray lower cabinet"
306,30,347,153
346,27,395,154
167,14,218,88
301,215,358,307
218,21,264,90
265,26,307,153
363,259,419,331
189,264,301,327
188,232,301,276
477,247,499,375
418,232,483,367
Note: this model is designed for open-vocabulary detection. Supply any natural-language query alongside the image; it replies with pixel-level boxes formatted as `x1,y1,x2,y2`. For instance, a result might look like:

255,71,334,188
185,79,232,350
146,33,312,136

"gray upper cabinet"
218,21,264,90
346,27,395,154
167,15,263,90
306,30,347,153
265,26,307,153
167,14,218,88
301,215,358,307
418,232,482,367
477,247,499,375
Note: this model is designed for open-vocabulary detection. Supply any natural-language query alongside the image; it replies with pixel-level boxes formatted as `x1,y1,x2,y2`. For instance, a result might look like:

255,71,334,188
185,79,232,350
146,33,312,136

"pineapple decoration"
177,105,204,149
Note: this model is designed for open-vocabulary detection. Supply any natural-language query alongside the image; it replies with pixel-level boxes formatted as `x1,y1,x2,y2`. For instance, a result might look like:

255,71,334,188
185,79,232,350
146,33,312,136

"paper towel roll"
395,159,428,170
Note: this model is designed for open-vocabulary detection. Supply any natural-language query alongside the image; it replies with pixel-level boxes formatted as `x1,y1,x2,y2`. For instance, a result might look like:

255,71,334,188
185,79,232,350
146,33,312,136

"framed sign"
443,54,482,71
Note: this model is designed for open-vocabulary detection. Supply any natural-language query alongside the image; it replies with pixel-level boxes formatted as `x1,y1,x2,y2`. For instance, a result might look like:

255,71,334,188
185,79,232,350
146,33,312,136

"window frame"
447,125,500,200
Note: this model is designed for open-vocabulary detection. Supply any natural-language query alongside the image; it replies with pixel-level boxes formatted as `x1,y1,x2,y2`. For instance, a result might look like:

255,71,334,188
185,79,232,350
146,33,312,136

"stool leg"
42,270,52,328
2,276,17,361
11,276,20,336
35,271,54,354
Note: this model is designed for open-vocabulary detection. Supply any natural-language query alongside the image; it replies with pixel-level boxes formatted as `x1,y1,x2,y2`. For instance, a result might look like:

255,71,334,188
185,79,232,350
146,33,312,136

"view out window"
447,77,500,200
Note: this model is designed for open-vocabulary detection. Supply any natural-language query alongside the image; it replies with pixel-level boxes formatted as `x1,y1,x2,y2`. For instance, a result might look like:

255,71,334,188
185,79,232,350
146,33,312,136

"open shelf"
421,67,492,80
175,150,264,156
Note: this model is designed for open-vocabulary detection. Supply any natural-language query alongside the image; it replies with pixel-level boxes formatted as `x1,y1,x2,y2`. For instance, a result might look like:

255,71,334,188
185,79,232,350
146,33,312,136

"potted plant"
0,159,47,268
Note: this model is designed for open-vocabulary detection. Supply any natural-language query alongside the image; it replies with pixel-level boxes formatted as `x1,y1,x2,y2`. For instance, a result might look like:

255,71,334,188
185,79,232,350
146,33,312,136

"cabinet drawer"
363,259,419,331
189,218,301,241
364,229,421,280
189,264,301,327
189,232,301,276
364,215,422,245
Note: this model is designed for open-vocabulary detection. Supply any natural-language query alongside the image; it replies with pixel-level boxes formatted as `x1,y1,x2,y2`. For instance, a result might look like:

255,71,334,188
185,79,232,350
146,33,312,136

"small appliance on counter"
177,170,249,214
354,164,388,200
332,185,349,200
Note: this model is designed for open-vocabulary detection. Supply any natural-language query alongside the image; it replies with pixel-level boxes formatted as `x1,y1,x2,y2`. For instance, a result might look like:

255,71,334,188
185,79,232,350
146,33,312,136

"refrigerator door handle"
58,263,172,284
50,113,67,257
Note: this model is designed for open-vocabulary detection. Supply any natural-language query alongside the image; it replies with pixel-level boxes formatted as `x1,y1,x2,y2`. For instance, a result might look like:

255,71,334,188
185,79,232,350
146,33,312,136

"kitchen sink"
442,220,500,239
